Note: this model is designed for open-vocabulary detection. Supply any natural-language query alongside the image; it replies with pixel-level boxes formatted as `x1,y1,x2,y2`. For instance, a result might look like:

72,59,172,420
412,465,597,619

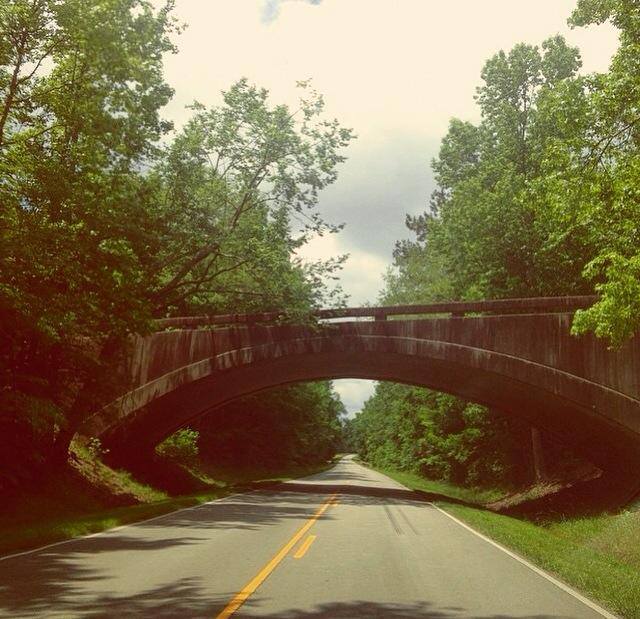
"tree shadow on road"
271,482,476,506
0,485,570,618
293,469,374,484
0,534,207,617
237,599,578,618
0,486,453,617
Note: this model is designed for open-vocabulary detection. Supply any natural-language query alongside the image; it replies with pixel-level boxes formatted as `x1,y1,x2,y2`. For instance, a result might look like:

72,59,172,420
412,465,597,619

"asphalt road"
0,456,614,618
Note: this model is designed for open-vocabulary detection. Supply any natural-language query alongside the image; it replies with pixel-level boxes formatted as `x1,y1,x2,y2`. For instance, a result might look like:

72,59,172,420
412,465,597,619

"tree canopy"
388,4,640,344
351,4,640,489
0,0,354,486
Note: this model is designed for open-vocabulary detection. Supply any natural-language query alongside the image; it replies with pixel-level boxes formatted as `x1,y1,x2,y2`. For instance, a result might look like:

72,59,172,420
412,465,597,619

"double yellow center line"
215,493,338,618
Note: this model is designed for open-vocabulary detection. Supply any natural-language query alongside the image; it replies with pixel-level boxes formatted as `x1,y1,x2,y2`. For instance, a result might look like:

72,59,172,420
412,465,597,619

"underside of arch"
95,346,640,481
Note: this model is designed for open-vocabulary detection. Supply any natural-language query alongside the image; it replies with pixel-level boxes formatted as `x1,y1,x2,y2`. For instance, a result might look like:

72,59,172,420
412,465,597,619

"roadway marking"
215,493,336,619
293,534,316,559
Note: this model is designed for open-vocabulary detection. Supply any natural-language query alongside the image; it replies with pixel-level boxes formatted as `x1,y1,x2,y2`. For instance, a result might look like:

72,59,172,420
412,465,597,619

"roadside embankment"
0,442,337,558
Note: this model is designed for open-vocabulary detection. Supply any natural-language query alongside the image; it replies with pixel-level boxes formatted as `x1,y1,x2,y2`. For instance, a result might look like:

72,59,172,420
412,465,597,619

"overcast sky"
159,0,619,415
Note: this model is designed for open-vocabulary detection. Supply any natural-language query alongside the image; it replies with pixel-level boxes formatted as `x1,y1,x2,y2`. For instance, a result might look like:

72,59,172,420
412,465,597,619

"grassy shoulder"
365,466,506,504
368,463,640,618
0,487,231,558
0,451,337,558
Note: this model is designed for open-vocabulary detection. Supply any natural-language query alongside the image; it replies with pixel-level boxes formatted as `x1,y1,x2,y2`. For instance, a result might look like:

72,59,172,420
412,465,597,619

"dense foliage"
345,383,534,488
350,1,639,488
388,1,640,344
156,428,199,466
160,382,345,470
0,0,353,487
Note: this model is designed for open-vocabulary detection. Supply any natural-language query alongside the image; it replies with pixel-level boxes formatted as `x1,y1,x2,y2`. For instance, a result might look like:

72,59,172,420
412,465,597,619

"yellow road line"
215,493,336,619
293,534,317,559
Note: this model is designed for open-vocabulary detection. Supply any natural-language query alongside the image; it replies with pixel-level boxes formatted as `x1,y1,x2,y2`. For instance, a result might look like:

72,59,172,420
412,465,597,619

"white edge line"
429,502,619,619
0,489,259,563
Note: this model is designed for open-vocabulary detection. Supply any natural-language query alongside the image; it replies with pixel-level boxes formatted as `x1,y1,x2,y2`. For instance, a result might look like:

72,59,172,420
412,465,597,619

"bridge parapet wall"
125,312,640,403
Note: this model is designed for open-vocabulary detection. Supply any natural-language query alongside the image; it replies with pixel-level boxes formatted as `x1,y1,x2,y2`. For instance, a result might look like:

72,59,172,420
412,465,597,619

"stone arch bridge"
81,296,640,500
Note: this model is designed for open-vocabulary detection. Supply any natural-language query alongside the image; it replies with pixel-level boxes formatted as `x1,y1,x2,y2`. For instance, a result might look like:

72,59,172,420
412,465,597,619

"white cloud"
161,0,617,139
261,0,323,25
158,1,618,315
296,232,388,305
333,379,376,417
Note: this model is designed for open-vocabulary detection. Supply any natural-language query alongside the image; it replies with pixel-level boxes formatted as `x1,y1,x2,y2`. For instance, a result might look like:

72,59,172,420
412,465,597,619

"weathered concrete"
79,298,640,499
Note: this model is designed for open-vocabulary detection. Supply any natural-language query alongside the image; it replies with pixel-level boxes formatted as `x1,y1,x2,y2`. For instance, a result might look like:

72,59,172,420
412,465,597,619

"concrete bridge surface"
80,296,640,501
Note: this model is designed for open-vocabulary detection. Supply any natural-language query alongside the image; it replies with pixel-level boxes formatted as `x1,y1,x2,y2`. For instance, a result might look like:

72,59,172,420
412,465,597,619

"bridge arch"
79,298,640,501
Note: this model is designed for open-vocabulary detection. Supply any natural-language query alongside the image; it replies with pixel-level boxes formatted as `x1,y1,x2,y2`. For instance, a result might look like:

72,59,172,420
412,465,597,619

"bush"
156,428,199,465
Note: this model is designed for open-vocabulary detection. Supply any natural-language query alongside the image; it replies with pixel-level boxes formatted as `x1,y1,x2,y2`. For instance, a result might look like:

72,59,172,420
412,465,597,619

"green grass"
442,504,640,617
1,456,337,558
0,488,232,558
369,466,506,504
373,464,640,618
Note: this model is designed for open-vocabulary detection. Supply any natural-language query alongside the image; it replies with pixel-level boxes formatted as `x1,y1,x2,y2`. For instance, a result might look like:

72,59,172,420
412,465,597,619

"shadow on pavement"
271,482,475,507
236,599,577,618
295,470,374,483
0,485,468,617
0,535,206,617
0,475,563,618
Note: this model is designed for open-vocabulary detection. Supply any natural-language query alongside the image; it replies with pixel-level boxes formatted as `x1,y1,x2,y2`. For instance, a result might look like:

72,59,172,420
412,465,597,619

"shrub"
156,428,199,464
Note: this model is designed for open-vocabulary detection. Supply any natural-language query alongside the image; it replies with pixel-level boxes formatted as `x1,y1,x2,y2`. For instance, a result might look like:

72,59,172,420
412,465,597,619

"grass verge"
368,466,506,504
372,464,640,618
0,488,231,559
1,457,337,558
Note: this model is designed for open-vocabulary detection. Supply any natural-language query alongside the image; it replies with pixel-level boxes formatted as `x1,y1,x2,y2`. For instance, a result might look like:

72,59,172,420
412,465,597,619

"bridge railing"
155,295,597,330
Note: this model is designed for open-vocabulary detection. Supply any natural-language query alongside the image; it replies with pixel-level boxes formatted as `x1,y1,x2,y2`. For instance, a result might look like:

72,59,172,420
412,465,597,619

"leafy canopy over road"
388,0,640,345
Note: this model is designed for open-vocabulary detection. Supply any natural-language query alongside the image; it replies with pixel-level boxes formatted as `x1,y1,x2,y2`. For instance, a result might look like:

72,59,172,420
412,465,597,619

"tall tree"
377,34,596,492
562,0,640,343
406,35,586,302
195,382,345,468
0,0,180,483
0,2,355,486
146,79,353,317
347,382,533,487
